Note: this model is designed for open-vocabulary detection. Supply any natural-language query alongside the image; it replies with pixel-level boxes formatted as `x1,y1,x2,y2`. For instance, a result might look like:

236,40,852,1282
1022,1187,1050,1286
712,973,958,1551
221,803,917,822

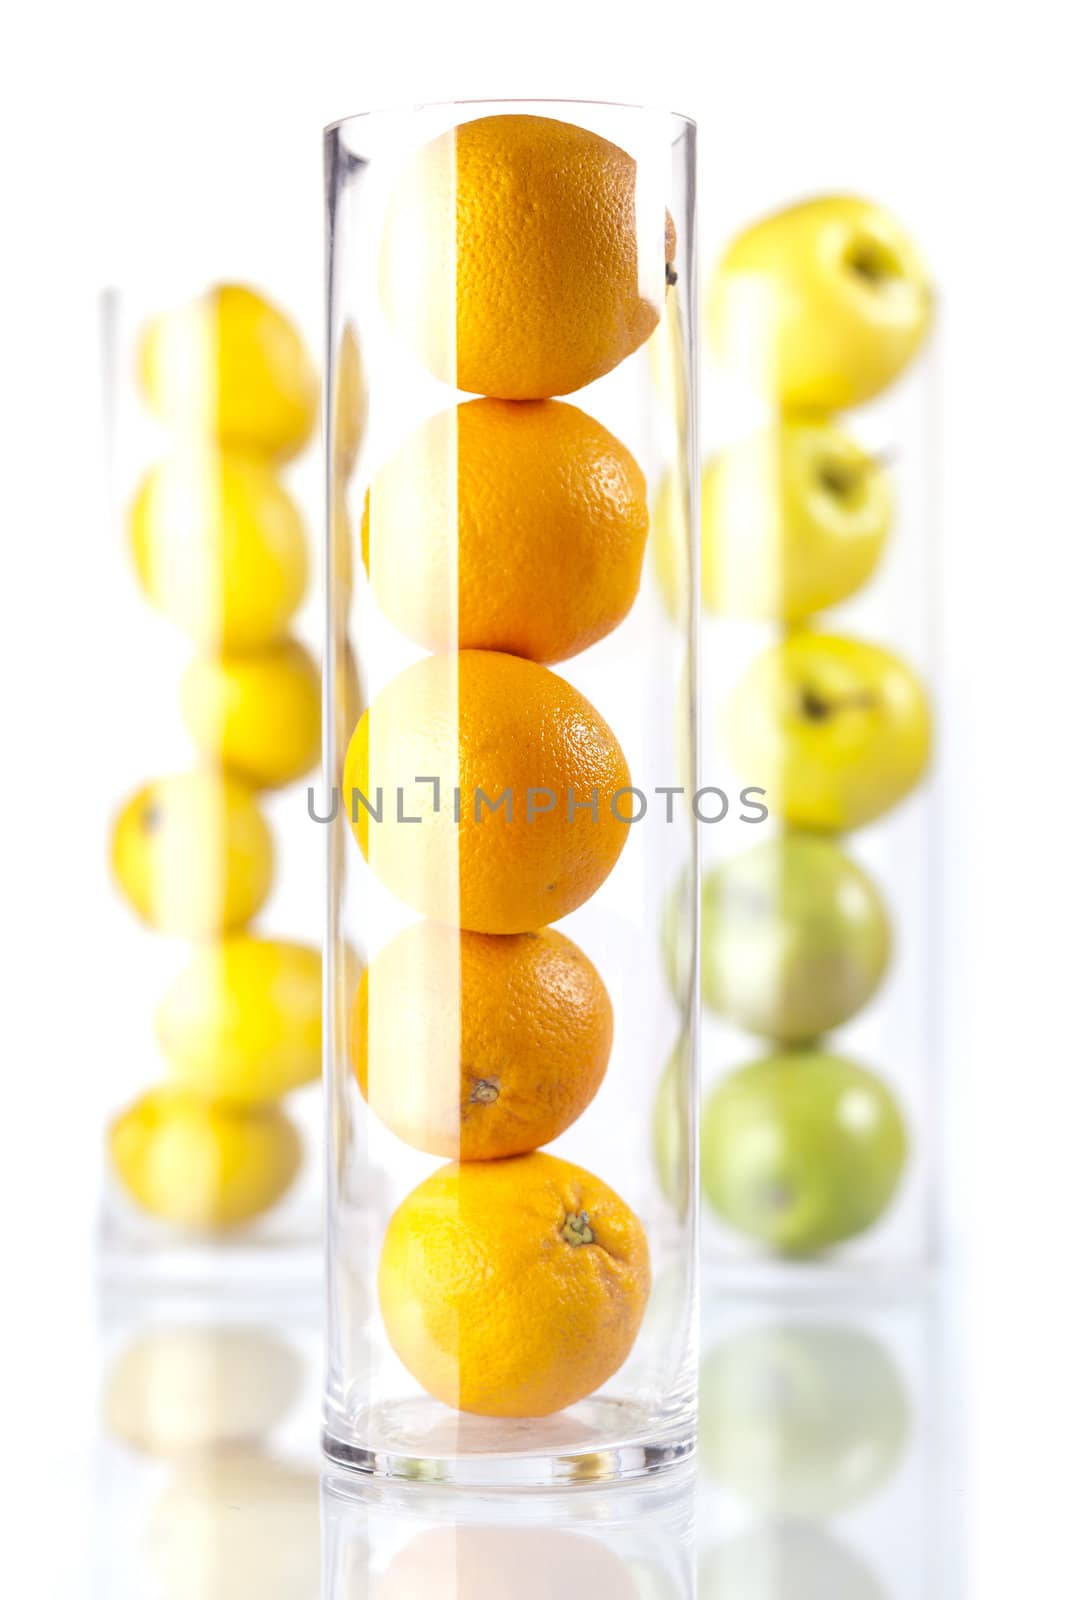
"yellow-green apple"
726,632,932,831
662,835,892,1042
708,195,933,410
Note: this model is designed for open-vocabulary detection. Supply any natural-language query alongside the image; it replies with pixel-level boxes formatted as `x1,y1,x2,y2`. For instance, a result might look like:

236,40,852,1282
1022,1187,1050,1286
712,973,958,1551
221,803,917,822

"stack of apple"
661,196,935,1260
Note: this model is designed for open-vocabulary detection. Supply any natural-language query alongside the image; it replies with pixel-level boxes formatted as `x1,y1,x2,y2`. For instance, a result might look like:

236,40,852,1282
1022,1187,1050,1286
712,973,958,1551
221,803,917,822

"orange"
361,398,648,663
343,650,633,934
378,1151,651,1417
351,922,613,1159
381,113,677,399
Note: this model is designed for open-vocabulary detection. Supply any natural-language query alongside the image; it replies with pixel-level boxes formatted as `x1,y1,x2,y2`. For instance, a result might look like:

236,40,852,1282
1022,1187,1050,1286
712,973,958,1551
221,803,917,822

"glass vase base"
322,1395,695,1488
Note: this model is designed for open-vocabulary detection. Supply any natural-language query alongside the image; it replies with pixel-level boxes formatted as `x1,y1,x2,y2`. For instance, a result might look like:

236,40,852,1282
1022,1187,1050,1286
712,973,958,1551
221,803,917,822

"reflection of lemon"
138,284,317,461
130,450,308,650
156,937,335,1104
103,1326,303,1454
145,1449,320,1600
110,771,273,937
379,1526,641,1600
181,640,321,789
110,1089,301,1230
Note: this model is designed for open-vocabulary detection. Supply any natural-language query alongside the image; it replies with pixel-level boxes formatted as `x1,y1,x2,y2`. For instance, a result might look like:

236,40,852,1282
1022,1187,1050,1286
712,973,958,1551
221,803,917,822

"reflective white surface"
82,1280,964,1599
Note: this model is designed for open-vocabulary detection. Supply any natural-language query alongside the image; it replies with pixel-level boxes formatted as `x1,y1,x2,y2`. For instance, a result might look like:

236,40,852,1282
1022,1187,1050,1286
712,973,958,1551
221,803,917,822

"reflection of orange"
351,922,613,1159
378,1152,651,1417
378,1526,641,1600
380,113,676,399
343,651,632,934
362,399,648,664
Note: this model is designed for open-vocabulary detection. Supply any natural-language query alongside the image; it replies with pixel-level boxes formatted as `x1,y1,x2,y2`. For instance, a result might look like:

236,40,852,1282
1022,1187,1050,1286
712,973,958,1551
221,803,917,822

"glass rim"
324,97,697,138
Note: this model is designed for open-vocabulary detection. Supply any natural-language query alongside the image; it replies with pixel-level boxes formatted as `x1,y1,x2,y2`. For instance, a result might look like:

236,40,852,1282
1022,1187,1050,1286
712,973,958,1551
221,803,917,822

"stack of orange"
342,113,677,1418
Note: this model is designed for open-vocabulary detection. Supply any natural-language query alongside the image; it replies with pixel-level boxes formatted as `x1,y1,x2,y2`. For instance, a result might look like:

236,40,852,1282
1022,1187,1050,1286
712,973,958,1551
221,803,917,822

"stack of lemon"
109,286,331,1234
660,198,935,1257
344,114,676,1417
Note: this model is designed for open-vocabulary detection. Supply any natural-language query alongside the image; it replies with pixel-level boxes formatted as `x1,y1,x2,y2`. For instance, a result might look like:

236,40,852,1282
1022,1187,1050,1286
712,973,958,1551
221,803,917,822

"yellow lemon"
129,450,309,650
110,771,274,937
156,937,326,1104
138,283,317,460
180,639,321,789
109,1089,301,1230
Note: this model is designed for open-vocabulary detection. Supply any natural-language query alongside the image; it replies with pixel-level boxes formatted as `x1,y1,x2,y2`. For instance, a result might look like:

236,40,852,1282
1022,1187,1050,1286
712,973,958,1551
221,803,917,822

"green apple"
726,631,933,832
701,1050,908,1255
708,194,933,411
662,835,892,1042
700,1526,888,1600
699,1323,911,1517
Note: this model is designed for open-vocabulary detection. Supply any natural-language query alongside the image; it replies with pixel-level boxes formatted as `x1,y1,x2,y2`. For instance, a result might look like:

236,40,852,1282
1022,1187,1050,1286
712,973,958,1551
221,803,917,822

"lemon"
110,771,273,937
109,1089,301,1230
129,450,308,650
138,284,317,460
181,639,321,790
156,937,325,1104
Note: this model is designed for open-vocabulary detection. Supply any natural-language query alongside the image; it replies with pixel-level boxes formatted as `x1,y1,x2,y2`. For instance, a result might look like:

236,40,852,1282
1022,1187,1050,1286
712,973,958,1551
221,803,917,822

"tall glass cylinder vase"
322,101,700,1485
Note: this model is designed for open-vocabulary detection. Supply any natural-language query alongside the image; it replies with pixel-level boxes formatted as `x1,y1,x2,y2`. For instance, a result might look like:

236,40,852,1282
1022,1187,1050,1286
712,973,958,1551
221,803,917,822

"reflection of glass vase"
98,279,327,1287
323,101,700,1486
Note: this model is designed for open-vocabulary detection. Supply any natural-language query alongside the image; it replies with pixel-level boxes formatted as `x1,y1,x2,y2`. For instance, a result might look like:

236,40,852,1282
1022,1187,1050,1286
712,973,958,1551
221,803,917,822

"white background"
2,2,1064,1593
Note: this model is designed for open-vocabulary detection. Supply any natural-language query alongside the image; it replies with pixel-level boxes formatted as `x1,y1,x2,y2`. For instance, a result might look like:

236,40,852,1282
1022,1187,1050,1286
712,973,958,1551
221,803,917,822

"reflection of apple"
700,1525,888,1600
145,1448,320,1600
663,836,891,1043
708,195,933,411
704,423,890,622
701,1051,908,1255
699,1323,910,1517
378,1526,641,1600
103,1325,303,1456
727,632,932,832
